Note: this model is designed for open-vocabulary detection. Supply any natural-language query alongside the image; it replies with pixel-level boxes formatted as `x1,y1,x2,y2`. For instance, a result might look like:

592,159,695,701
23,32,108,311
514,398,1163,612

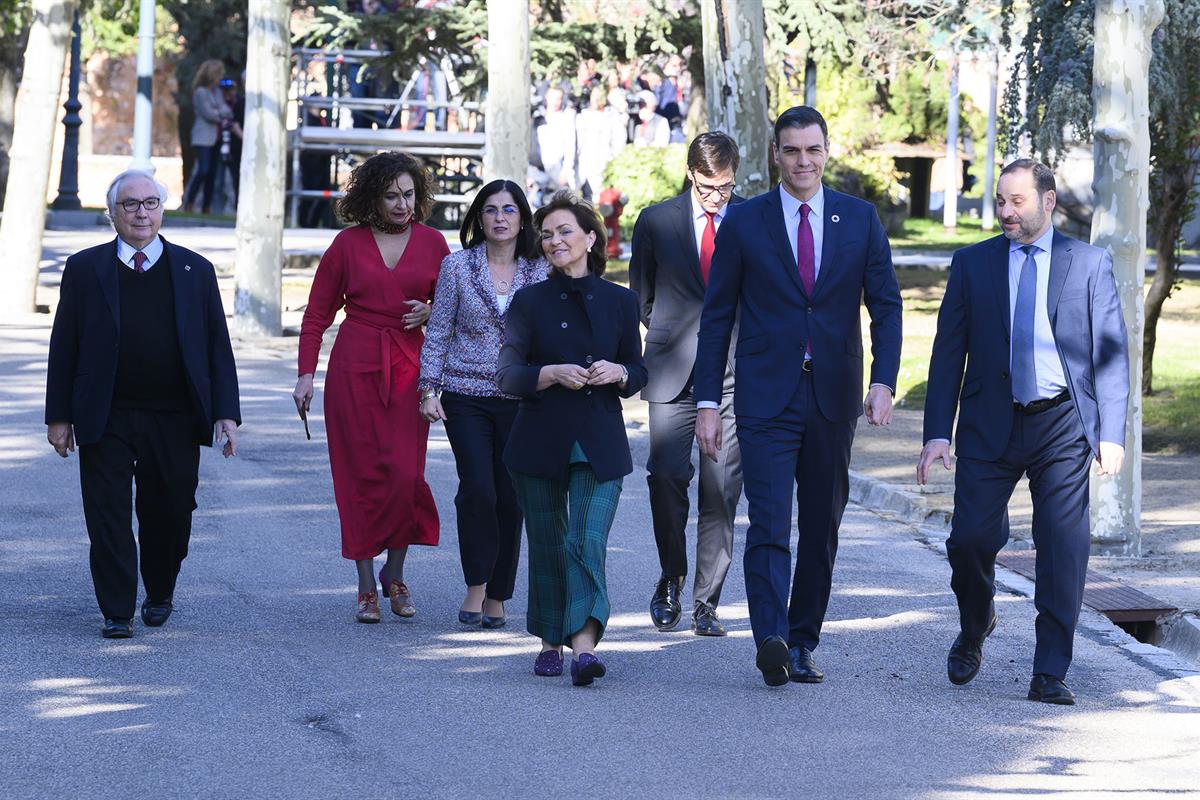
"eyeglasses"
119,197,161,213
482,205,519,218
691,175,735,198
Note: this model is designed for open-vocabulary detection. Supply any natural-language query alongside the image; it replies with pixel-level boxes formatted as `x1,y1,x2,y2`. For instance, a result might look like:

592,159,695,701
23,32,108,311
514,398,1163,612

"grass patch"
890,215,990,251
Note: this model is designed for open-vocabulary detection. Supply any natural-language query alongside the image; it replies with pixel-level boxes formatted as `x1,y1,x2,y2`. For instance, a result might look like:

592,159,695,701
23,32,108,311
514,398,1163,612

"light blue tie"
1012,244,1039,405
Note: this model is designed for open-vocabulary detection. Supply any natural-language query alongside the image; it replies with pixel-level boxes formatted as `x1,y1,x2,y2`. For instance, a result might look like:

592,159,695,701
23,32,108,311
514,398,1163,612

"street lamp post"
129,0,156,173
51,11,83,211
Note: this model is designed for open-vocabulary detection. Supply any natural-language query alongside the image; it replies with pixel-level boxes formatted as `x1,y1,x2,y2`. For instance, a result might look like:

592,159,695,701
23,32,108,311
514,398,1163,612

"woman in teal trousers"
496,190,647,686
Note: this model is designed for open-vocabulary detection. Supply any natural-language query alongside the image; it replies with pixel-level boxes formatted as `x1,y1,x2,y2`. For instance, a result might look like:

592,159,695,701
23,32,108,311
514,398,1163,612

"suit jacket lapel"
161,238,193,342
813,188,840,299
991,235,1011,342
675,192,704,291
1047,230,1074,326
763,189,807,297
97,239,120,328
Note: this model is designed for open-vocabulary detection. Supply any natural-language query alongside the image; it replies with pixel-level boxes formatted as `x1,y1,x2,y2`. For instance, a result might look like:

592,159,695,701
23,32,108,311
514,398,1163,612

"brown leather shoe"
386,580,416,618
356,591,381,623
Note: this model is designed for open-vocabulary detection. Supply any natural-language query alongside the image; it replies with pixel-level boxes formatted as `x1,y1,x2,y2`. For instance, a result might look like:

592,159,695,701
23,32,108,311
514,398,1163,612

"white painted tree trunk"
129,0,157,172
982,48,998,232
1088,0,1164,555
233,0,290,338
701,0,770,197
942,49,960,230
483,0,530,185
0,0,78,316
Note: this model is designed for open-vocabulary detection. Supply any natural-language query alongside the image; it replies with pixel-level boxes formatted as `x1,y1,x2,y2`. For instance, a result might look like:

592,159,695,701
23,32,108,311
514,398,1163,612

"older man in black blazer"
45,169,241,639
629,132,744,636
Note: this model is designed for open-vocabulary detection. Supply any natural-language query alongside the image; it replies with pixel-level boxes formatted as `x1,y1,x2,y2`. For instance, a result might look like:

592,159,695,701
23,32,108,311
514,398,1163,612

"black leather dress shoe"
649,576,683,631
1028,674,1076,705
788,646,824,683
101,618,133,639
140,598,173,627
691,603,726,637
756,636,790,687
947,613,998,686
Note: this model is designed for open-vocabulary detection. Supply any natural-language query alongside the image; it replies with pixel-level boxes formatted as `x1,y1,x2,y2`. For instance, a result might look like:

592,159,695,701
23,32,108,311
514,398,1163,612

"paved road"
2,318,1198,799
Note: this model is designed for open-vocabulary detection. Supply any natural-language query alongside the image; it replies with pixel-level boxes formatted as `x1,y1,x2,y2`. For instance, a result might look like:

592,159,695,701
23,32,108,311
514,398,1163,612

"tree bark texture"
701,0,770,197
0,31,28,209
232,0,290,338
1143,163,1191,393
483,0,530,185
0,0,77,316
1088,0,1164,555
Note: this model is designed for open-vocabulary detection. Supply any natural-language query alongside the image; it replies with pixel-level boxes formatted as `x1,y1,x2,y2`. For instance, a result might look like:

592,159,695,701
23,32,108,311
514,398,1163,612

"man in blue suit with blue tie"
695,106,903,687
918,159,1129,705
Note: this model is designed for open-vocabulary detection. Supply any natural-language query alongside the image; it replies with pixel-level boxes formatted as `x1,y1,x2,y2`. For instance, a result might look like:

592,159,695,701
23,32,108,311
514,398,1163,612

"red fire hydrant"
598,187,628,260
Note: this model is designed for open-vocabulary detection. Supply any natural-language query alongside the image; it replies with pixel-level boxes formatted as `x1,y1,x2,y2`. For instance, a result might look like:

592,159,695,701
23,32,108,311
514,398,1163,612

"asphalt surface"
2,317,1199,799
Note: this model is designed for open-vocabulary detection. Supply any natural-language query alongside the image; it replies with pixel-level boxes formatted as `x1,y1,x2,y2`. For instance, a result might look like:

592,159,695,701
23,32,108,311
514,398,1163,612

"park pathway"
1,318,1198,799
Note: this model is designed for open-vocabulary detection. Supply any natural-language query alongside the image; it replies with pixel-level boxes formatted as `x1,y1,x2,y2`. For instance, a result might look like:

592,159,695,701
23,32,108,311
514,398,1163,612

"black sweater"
111,254,193,413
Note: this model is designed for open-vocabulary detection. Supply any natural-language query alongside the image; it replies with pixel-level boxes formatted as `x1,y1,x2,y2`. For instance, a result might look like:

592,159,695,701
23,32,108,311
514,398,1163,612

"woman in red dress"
293,152,449,623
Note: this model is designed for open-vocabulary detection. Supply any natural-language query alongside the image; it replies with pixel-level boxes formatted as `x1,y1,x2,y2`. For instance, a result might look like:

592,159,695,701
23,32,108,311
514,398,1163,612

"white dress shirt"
116,235,164,271
1008,226,1067,400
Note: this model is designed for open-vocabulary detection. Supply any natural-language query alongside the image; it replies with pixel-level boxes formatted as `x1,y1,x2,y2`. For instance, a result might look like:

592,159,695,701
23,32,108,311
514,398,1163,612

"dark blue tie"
1012,244,1039,405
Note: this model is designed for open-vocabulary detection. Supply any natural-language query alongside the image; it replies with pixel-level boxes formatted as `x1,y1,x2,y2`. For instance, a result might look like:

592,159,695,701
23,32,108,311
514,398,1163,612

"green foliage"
82,2,181,59
879,67,949,144
602,143,688,226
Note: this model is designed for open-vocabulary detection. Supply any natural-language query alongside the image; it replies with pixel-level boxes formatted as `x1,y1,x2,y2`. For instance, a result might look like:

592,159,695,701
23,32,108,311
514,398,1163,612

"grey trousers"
646,370,742,609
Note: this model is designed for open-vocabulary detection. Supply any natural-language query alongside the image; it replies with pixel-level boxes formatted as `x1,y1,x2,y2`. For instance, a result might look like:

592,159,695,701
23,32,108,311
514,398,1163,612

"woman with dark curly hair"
496,190,647,685
418,179,546,628
294,151,449,623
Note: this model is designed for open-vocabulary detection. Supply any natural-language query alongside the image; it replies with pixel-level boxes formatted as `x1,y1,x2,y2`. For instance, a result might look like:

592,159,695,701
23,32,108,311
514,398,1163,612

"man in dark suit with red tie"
695,107,903,686
629,132,744,637
45,169,241,639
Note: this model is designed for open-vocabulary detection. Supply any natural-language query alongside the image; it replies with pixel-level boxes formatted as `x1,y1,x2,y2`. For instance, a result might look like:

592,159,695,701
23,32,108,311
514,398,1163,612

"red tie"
797,203,815,356
699,211,716,284
796,203,815,296
133,251,147,273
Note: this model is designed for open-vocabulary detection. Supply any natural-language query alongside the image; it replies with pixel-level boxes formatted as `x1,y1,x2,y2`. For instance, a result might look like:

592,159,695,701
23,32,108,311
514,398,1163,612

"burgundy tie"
796,203,815,296
699,211,716,284
133,251,147,274
797,204,815,356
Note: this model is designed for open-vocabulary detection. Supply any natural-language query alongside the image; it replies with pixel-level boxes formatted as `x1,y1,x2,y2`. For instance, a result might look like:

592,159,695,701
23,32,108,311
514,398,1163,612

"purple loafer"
571,653,606,686
534,649,563,677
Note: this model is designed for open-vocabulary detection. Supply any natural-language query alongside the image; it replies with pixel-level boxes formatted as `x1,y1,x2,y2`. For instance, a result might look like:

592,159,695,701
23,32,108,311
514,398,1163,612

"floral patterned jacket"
419,243,548,398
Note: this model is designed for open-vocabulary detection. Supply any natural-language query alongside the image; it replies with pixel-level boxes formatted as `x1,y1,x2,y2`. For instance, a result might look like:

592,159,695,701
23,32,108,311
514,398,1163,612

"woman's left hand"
402,299,431,330
586,360,625,386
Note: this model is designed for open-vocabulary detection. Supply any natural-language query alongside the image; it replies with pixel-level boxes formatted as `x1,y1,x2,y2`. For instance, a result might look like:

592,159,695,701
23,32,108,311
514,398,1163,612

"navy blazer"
496,269,647,482
629,191,744,402
694,186,902,421
45,236,241,447
923,231,1129,460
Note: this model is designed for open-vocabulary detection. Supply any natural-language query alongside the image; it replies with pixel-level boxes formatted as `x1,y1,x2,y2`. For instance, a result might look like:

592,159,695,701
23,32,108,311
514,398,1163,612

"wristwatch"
618,365,628,386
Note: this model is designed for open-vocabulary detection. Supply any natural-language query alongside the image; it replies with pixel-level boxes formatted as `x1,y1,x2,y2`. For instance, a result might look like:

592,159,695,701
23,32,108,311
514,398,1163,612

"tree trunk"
0,31,28,210
1143,164,1191,394
981,47,999,232
942,49,960,230
804,58,817,106
232,0,290,337
0,0,77,316
1088,0,1164,556
701,0,770,197
129,0,157,172
483,0,530,185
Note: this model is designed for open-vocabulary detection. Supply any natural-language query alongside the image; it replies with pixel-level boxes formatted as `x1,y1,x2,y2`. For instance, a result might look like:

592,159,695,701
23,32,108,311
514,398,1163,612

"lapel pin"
830,214,840,223
184,264,191,271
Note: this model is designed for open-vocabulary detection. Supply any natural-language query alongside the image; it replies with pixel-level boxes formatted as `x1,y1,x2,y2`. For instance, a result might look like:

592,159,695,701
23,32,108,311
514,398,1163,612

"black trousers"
441,392,523,601
78,408,200,620
646,368,742,609
735,371,856,650
947,398,1092,679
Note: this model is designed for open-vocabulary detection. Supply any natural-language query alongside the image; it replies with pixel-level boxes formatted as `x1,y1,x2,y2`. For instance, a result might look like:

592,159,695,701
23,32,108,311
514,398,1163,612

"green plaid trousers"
509,463,622,647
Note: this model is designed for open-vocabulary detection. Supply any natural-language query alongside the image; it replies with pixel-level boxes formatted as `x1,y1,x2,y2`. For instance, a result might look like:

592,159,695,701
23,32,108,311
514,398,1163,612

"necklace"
489,259,516,294
374,215,411,235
